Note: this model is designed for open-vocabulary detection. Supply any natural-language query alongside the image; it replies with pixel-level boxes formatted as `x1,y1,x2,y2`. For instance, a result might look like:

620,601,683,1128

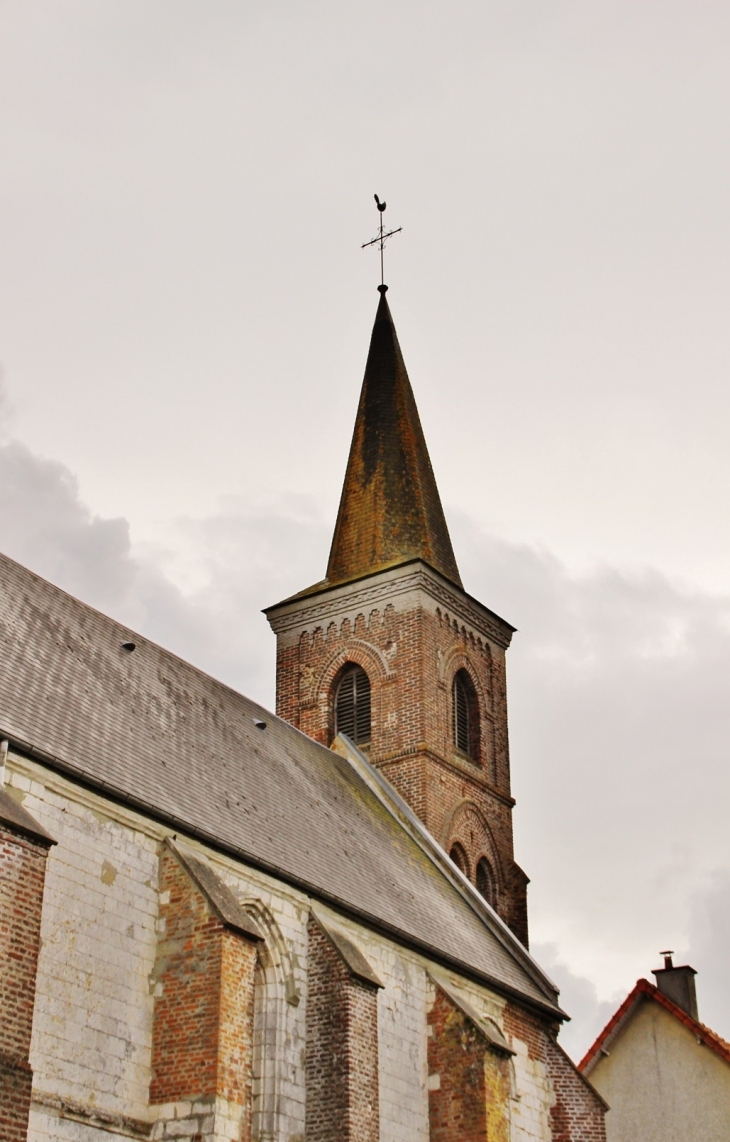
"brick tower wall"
269,566,529,946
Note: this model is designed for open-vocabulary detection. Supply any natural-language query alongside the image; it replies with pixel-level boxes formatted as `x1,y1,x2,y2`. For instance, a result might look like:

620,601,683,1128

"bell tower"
265,287,529,945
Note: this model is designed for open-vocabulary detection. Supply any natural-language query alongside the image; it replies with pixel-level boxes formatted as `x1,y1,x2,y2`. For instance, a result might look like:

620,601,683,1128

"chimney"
652,951,699,1021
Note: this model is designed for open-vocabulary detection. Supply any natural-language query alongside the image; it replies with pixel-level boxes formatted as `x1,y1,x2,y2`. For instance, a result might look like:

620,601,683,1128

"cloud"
530,942,621,1063
0,382,133,611
0,403,727,1051
686,871,730,1040
0,390,327,701
535,869,730,1063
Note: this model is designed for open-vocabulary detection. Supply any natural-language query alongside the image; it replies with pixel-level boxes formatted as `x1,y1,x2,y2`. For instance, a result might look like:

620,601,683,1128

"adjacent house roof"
0,551,560,1016
579,978,730,1075
325,287,462,591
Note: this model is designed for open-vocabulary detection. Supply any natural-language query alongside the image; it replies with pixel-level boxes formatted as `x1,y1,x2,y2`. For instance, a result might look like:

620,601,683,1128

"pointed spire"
327,288,462,589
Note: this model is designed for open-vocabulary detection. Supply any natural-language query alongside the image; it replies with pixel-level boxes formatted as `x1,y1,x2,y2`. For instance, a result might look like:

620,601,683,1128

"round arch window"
452,669,480,761
334,664,371,746
476,857,496,907
449,842,469,879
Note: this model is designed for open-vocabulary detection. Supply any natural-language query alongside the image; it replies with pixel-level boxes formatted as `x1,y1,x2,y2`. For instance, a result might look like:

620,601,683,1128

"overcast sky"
2,0,730,1060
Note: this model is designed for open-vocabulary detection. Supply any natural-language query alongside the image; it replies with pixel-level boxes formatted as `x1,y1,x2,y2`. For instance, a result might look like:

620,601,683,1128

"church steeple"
266,285,529,948
327,287,462,589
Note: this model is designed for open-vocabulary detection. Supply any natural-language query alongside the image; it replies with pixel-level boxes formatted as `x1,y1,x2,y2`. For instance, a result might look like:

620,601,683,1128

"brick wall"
427,984,510,1142
306,915,380,1142
504,1004,606,1142
0,1055,33,1142
150,845,258,1140
0,818,53,1142
543,1036,607,1142
271,579,528,944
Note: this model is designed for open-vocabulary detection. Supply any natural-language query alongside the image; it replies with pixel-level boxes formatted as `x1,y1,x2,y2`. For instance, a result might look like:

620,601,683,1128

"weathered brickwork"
268,565,529,944
306,915,380,1142
504,1004,607,1142
149,845,259,1140
0,1059,33,1142
543,1037,607,1142
0,814,53,1142
427,985,511,1142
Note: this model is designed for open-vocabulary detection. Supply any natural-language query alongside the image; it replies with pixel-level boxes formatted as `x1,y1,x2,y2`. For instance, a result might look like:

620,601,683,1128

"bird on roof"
374,194,386,212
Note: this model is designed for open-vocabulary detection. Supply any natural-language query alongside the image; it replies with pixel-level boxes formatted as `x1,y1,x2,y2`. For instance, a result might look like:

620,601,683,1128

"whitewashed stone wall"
8,758,160,1140
7,751,555,1142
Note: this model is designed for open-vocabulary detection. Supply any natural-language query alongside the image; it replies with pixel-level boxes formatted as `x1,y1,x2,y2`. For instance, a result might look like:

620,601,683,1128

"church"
0,283,607,1140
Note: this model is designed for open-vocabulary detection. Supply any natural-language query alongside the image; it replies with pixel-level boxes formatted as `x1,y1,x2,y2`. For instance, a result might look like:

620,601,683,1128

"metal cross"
361,194,402,288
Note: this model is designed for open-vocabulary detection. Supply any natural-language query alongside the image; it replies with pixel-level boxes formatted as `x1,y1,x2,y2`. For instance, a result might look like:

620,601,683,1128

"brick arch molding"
313,638,393,708
443,799,504,894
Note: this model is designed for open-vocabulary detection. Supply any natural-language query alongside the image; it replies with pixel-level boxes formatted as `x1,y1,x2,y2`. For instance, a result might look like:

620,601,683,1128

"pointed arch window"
476,858,497,908
452,669,479,761
334,664,371,746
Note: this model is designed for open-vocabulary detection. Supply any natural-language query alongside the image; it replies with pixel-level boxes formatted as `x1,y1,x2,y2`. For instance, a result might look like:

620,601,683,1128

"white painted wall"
589,999,730,1142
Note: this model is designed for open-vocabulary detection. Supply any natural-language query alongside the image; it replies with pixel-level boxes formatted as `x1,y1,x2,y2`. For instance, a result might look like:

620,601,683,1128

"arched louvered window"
334,664,371,746
449,843,469,879
452,669,479,760
476,857,496,907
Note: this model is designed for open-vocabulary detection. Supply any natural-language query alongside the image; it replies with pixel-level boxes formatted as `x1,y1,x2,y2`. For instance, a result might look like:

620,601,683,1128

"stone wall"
504,1004,607,1142
8,754,308,1142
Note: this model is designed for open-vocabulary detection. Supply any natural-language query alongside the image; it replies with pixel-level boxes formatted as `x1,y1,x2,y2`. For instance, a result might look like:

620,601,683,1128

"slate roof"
579,978,730,1074
325,287,462,591
0,550,559,1015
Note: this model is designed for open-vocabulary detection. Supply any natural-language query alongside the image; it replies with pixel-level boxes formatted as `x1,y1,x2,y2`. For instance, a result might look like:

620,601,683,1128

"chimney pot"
653,953,698,1021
